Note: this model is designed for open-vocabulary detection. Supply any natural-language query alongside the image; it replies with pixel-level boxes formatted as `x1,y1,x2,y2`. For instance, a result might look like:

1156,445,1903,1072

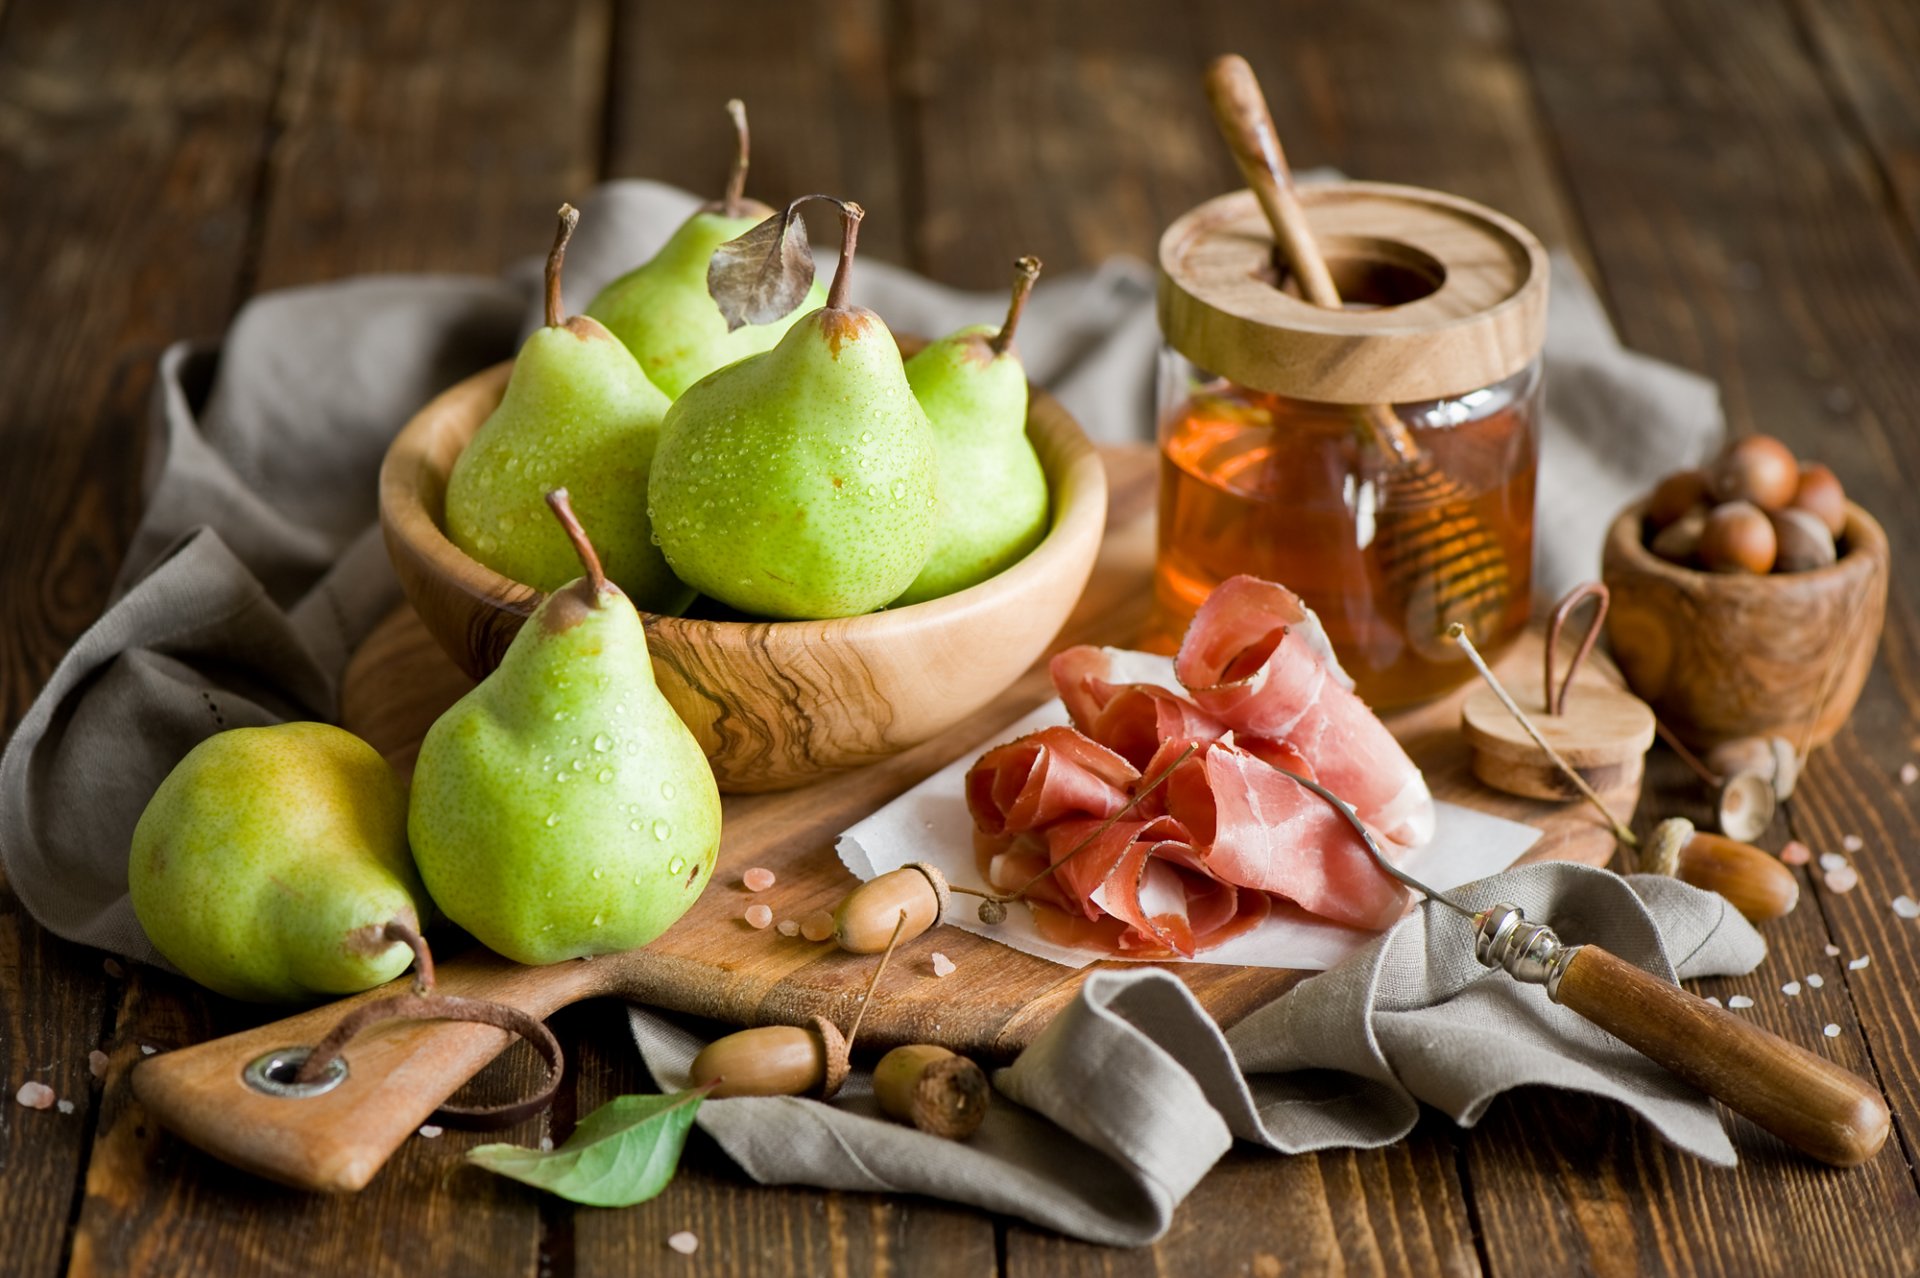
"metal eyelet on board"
242,1046,346,1098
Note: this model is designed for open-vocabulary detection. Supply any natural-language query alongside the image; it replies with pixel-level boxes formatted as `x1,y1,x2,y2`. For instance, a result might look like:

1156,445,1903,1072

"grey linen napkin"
0,179,1742,1239
635,865,1763,1244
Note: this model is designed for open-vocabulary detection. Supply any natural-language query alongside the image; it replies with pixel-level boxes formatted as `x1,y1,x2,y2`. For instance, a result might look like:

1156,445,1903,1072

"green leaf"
467,1088,707,1207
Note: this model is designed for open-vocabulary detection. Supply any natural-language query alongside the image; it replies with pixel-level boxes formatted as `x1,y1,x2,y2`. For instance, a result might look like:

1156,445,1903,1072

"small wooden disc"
1461,676,1656,802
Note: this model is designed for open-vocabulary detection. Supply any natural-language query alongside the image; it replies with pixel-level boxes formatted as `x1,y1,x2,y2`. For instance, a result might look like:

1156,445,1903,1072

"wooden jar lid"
1462,675,1657,802
1156,182,1550,404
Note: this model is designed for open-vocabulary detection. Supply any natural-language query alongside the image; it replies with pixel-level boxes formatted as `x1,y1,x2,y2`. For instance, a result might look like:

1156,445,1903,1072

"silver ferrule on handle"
1474,903,1581,999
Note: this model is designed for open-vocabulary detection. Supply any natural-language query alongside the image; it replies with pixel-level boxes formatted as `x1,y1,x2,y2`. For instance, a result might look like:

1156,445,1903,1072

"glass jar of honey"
1153,182,1550,709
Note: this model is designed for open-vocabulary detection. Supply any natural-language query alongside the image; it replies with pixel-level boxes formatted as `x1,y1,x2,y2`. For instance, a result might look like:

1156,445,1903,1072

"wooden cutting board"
337,446,1636,1058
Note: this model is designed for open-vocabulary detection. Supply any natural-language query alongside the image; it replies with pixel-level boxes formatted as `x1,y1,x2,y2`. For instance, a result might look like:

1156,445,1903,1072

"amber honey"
1151,372,1537,709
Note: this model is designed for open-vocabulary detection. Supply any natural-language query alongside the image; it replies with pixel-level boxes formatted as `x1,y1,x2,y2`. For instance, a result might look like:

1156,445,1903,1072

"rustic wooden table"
5,2,1919,1274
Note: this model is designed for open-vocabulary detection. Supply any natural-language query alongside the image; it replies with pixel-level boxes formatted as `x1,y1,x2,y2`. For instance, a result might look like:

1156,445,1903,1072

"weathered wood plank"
1794,0,1920,253
62,3,612,1274
603,0,910,266
1480,0,1920,1270
249,0,611,290
0,3,293,1276
1006,1125,1481,1278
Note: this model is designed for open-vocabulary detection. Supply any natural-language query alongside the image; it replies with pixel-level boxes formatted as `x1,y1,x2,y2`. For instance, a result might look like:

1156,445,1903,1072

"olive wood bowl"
1600,499,1888,751
378,353,1107,793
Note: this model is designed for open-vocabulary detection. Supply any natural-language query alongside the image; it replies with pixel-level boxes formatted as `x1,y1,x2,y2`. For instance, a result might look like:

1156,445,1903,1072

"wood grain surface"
5,0,1920,1274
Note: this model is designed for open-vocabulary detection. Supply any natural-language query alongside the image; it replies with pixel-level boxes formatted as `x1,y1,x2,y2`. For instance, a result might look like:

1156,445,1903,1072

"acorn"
1790,462,1848,537
1698,501,1777,574
1649,505,1710,565
1709,435,1799,511
1642,817,1799,922
1646,469,1710,531
689,1016,850,1100
834,863,948,953
873,1044,991,1139
1769,507,1837,573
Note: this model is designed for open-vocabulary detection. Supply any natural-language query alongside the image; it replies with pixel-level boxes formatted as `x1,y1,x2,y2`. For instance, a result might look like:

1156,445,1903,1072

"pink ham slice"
1161,739,1412,932
1174,575,1435,849
1050,647,1227,770
965,726,1139,838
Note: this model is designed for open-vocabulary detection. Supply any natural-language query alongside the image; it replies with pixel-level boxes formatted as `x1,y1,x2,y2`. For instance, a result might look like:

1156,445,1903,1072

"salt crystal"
1780,841,1812,866
667,1231,699,1255
1843,834,1864,853
930,952,956,978
1824,1024,1843,1038
539,1137,554,1152
1825,866,1860,893
1807,974,1824,988
741,867,776,892
1782,981,1802,996
776,919,800,937
743,904,773,929
139,1045,157,1056
418,1124,443,1138
1819,852,1849,873
87,1050,108,1079
1728,995,1755,1009
102,958,124,979
1706,996,1723,1007
14,1082,54,1109
1849,955,1872,970
800,910,835,943
1901,763,1918,786
1826,944,1842,957
1894,896,1920,919
56,1099,75,1114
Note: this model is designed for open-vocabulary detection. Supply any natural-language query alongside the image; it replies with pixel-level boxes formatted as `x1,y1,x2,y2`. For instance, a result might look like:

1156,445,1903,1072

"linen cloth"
0,179,1740,1242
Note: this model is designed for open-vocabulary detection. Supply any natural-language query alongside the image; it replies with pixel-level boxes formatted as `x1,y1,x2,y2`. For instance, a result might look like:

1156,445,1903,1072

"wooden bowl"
1600,500,1888,751
378,357,1107,793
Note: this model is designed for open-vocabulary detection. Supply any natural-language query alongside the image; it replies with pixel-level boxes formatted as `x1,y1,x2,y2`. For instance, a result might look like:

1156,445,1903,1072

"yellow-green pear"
408,490,722,966
587,101,825,398
648,198,937,619
894,257,1052,605
128,723,432,1003
446,205,690,613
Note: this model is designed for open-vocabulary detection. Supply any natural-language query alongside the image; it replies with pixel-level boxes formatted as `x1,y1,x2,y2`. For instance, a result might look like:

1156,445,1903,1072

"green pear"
648,199,937,619
408,490,722,966
128,722,433,1003
445,204,690,614
894,257,1052,605
587,101,825,398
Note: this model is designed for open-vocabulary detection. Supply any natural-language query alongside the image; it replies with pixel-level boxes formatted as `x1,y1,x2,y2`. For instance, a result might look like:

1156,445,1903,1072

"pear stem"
989,256,1043,357
722,99,750,217
826,200,865,311
545,204,580,329
544,488,610,597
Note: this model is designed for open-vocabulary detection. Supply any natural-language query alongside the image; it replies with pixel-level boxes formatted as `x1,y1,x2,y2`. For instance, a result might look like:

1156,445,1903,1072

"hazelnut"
1646,469,1710,531
1790,463,1847,537
1649,505,1709,565
1698,501,1777,574
1769,507,1837,573
1709,435,1799,511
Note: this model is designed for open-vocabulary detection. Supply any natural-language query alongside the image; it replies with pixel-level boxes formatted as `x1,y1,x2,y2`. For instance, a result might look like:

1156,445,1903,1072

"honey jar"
1153,182,1550,709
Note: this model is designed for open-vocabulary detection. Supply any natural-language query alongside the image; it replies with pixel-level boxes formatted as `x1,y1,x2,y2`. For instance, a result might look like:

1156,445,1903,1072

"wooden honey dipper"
1202,55,1513,649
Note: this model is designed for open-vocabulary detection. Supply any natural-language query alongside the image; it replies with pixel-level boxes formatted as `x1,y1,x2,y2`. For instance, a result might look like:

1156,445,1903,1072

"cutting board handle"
131,953,602,1193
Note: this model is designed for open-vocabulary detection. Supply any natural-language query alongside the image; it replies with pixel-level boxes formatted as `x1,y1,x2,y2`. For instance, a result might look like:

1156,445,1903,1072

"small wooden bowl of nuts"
1601,435,1888,751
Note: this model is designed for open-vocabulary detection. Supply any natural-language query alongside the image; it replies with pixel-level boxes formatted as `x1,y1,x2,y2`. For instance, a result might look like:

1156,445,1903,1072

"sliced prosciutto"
1174,575,1435,849
1159,739,1411,932
1049,647,1226,769
965,726,1138,838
